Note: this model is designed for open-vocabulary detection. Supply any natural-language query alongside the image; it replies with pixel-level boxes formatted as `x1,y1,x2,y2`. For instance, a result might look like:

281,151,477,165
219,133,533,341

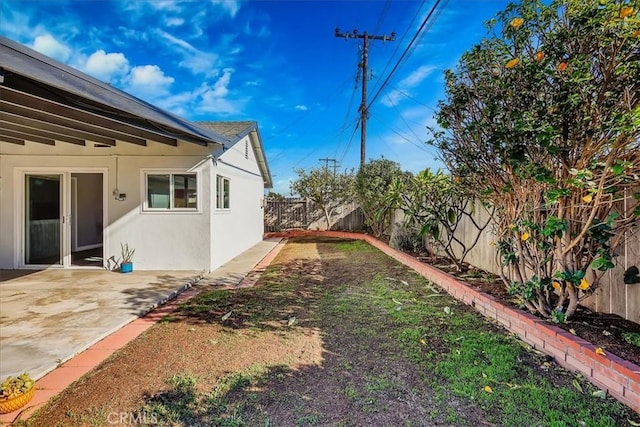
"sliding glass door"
21,170,105,268
24,174,63,266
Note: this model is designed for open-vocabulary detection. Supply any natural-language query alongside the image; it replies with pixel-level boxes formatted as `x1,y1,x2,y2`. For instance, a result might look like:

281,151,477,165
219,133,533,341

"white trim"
216,175,231,210
140,168,202,214
72,176,78,252
13,167,108,269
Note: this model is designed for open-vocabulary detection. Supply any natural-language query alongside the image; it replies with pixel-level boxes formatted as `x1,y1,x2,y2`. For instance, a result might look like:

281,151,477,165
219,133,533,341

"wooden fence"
264,198,365,232
391,199,639,324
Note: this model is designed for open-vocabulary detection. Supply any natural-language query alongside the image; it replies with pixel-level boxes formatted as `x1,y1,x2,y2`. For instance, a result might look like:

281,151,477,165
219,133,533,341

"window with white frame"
145,173,198,210
216,175,230,209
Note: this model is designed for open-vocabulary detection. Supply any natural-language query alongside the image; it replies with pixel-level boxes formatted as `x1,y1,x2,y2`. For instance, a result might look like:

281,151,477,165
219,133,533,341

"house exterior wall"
210,134,265,270
0,141,216,270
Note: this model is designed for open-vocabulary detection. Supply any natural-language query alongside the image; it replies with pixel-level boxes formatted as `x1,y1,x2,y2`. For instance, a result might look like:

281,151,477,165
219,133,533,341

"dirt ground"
18,237,636,427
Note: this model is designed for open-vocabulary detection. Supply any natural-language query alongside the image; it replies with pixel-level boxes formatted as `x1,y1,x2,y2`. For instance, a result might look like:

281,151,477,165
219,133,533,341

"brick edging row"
265,230,640,413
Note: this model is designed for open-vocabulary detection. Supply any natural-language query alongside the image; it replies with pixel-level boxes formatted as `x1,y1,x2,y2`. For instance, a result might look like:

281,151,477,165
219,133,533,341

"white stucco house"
0,36,272,272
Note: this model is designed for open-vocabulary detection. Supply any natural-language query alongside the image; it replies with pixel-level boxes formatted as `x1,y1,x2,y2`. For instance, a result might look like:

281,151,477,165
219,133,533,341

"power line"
368,0,427,102
338,117,361,165
373,0,393,36
384,92,426,144
369,111,431,154
388,85,437,112
367,0,446,110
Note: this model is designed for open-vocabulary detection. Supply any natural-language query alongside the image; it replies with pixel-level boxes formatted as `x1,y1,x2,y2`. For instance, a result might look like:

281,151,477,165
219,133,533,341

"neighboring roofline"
0,36,230,147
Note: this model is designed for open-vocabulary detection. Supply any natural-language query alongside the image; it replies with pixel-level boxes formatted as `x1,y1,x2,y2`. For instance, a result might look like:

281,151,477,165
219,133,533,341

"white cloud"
165,17,184,27
83,50,130,82
197,68,246,114
30,34,71,62
400,65,436,87
211,0,241,17
158,30,193,51
155,91,195,116
157,30,220,76
124,65,174,97
211,68,232,97
295,105,308,111
382,65,437,107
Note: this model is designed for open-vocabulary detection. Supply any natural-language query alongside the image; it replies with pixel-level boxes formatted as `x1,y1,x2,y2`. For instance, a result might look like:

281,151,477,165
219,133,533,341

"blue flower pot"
120,262,133,273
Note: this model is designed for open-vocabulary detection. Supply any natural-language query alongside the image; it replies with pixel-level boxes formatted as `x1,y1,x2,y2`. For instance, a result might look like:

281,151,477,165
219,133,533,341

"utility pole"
319,157,339,176
335,28,395,168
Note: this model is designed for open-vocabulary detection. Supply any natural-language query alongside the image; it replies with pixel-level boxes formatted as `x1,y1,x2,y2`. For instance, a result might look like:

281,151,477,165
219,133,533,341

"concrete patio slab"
0,269,202,381
0,238,281,383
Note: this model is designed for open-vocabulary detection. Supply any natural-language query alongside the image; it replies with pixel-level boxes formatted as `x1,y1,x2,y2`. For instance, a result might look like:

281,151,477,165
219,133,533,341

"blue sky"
1,0,511,194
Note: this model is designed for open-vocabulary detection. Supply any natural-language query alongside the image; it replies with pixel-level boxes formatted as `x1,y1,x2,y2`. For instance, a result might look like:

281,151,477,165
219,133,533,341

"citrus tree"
291,167,354,230
431,0,639,320
355,158,408,237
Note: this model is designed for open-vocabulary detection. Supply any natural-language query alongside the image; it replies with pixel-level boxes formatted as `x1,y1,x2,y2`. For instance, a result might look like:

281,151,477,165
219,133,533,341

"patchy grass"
20,238,637,427
623,332,640,348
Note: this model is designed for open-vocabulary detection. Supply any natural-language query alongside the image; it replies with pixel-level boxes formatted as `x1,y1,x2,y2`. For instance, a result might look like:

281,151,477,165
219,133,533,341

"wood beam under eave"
0,111,115,146
1,87,178,146
0,121,86,146
1,101,147,146
0,135,25,145
0,127,56,145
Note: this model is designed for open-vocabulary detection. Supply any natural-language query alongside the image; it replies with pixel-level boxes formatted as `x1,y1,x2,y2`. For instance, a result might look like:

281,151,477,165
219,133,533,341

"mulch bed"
418,254,640,366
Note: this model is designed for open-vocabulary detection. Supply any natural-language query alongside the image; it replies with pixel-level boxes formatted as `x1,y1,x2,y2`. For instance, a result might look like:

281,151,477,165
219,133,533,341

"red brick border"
266,231,640,413
237,238,287,288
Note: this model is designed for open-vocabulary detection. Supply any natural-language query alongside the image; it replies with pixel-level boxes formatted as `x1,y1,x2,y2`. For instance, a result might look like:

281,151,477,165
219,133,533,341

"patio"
0,269,202,381
0,238,280,382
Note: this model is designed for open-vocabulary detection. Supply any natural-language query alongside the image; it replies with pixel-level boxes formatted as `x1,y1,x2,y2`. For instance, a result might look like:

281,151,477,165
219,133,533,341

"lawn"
22,237,636,426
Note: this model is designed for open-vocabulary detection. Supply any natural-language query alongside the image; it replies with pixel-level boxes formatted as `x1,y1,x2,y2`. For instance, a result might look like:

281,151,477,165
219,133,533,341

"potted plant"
120,242,135,273
0,373,35,414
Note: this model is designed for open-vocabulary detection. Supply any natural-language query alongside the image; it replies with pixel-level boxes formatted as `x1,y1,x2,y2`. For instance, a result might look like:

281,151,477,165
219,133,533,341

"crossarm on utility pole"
335,28,395,168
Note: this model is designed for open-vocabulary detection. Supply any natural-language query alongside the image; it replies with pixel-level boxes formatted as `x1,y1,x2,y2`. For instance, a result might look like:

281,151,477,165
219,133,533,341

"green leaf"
447,208,456,224
572,379,583,393
431,225,440,240
419,223,430,237
545,188,571,204
590,257,614,271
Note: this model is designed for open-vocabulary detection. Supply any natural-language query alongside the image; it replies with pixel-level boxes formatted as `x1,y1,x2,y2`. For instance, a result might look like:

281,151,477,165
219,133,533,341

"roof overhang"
0,36,229,148
248,126,273,189
197,121,273,189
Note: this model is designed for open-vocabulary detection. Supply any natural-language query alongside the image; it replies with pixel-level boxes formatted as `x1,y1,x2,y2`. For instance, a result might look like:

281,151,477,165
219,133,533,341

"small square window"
216,176,230,209
146,173,197,210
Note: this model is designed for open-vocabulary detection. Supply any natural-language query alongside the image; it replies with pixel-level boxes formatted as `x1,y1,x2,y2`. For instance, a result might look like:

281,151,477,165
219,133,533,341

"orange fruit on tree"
505,58,520,69
620,6,634,18
510,17,524,29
